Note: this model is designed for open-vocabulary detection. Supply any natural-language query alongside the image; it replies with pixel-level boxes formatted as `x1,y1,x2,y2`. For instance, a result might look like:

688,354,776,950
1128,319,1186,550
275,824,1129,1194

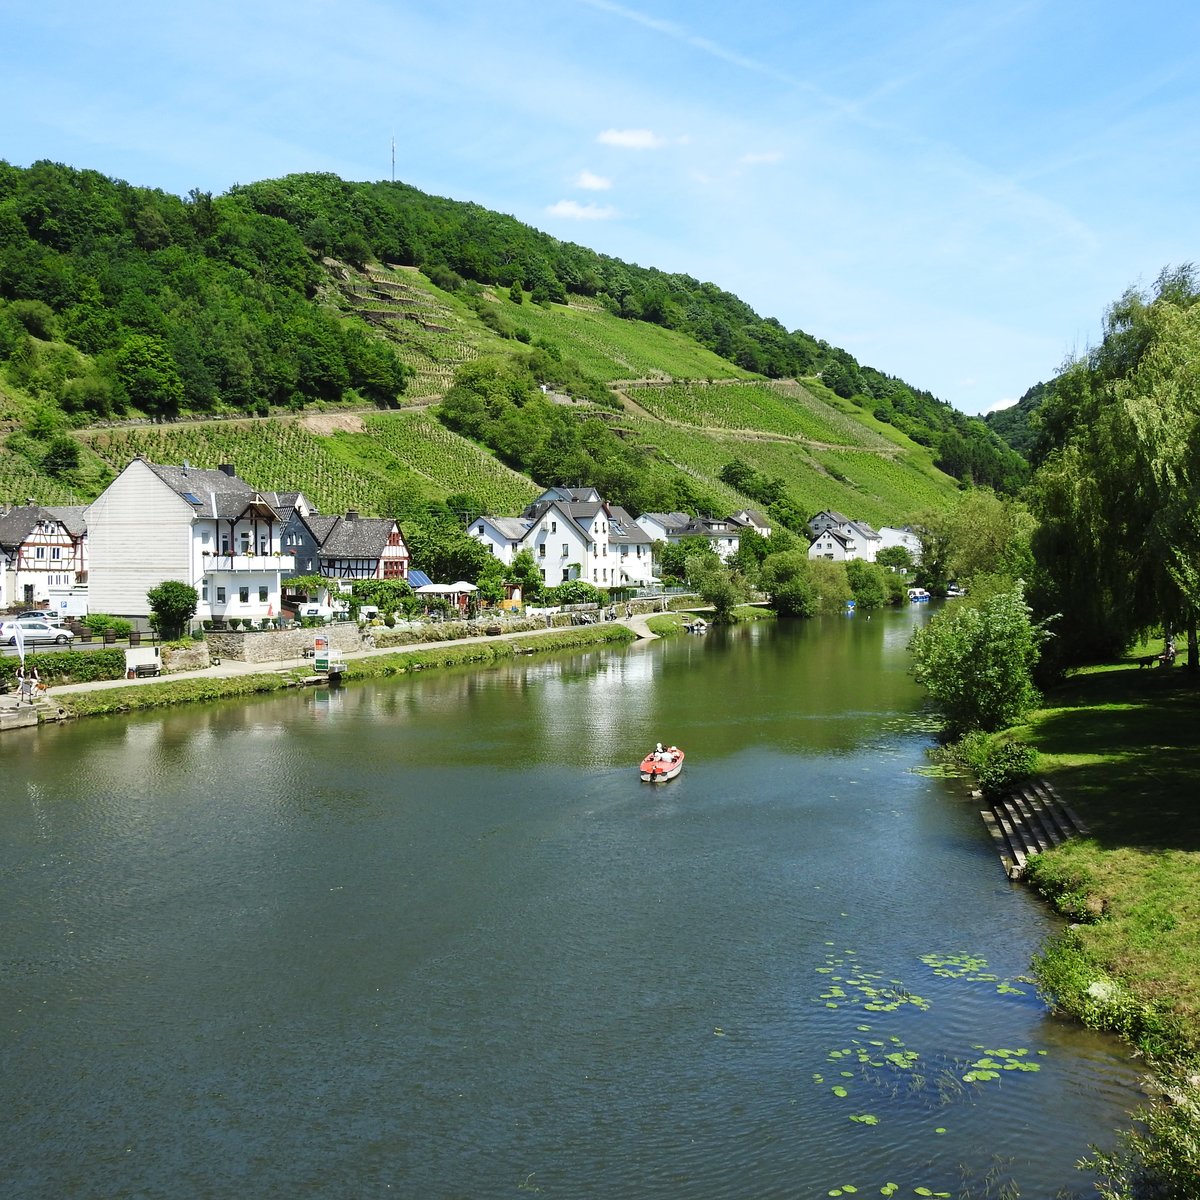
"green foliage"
542,579,606,606
760,550,817,617
82,612,132,638
1031,929,1187,1061
909,584,1050,735
950,731,1040,797
876,544,913,572
0,648,126,687
349,578,414,613
658,535,718,583
146,580,199,638
687,558,752,624
1079,1063,1200,1200
1029,268,1200,665
808,558,853,615
844,559,890,610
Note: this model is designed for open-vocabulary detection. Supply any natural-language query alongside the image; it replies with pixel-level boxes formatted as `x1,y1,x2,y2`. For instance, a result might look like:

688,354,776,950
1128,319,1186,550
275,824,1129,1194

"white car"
2,619,75,646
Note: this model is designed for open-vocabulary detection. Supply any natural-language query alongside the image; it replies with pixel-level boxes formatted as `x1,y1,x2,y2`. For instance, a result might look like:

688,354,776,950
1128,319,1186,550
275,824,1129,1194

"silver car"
1,619,74,646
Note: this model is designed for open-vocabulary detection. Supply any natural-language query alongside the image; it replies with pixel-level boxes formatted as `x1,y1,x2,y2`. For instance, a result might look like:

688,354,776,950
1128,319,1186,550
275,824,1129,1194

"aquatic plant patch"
810,947,1047,1198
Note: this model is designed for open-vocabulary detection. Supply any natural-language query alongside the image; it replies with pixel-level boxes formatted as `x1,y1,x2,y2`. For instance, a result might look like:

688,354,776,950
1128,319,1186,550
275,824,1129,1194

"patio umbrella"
414,583,453,594
449,581,478,592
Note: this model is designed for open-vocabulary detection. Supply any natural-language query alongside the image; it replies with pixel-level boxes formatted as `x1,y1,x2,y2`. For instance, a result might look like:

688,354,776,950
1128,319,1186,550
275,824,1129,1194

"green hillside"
0,159,973,525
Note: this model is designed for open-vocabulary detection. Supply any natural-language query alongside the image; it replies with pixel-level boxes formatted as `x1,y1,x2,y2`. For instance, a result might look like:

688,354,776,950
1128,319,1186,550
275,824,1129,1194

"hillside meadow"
3,256,960,524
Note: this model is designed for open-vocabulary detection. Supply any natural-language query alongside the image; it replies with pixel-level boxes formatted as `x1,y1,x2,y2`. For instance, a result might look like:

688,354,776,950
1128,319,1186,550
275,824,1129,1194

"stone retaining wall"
206,623,366,663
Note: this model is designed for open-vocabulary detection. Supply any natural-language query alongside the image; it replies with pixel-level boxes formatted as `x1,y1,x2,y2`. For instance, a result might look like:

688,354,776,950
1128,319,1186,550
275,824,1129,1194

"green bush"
83,613,133,639
0,649,126,688
976,740,1040,796
947,731,1040,798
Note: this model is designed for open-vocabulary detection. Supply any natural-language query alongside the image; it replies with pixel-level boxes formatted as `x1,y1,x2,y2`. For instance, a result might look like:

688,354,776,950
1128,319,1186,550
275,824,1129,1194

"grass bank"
975,642,1200,1195
57,624,636,719
1013,645,1200,1048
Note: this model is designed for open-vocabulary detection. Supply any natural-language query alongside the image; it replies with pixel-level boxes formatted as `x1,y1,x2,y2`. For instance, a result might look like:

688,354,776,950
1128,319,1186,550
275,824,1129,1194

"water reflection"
0,608,1140,1200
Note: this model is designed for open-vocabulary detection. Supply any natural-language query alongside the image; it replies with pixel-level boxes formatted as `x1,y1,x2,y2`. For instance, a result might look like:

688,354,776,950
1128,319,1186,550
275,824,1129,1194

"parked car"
16,609,62,624
1,619,74,646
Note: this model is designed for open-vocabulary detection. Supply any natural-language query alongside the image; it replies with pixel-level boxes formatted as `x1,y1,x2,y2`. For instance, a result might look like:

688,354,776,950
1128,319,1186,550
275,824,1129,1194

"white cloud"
987,397,1020,413
597,128,666,150
575,169,612,190
739,151,783,166
546,199,617,220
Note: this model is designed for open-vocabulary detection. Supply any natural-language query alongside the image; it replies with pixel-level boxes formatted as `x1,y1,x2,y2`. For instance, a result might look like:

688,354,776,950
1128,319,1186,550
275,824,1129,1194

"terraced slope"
77,412,537,516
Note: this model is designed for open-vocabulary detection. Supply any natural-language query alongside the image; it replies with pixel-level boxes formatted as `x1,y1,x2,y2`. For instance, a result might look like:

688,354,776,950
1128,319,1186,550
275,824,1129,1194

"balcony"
203,553,295,573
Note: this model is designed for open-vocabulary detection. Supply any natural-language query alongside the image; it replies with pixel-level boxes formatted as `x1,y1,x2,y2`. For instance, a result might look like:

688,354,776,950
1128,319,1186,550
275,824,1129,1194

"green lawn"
1017,645,1200,1035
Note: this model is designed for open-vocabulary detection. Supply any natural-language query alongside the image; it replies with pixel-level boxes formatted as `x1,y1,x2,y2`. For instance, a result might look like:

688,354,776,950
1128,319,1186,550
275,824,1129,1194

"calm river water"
1,607,1140,1199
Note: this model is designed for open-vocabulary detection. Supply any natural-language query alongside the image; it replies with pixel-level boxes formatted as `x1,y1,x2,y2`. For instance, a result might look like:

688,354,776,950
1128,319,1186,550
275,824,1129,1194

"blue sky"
5,1,1198,415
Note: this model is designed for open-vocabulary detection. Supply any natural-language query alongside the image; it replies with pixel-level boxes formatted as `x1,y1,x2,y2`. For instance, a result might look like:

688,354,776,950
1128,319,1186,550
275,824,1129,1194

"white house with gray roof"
469,487,656,589
806,511,882,562
86,458,308,625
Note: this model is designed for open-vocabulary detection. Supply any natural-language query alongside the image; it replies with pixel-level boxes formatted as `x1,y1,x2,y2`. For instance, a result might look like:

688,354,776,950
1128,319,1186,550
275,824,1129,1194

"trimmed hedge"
0,648,126,688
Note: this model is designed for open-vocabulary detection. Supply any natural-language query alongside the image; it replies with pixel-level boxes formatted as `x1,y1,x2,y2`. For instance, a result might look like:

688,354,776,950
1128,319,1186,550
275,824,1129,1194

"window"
539,569,546,580
216,586,226,603
202,581,209,601
239,587,249,603
51,547,61,560
550,521,557,533
538,544,546,557
258,586,268,602
35,547,45,559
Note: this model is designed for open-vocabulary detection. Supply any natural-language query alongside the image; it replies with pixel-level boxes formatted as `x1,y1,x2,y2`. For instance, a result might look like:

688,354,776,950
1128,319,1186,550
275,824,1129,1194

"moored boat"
640,743,684,782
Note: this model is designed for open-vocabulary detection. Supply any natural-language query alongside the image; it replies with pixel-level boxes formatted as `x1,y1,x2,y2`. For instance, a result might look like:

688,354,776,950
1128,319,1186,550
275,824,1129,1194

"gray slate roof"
317,515,398,559
0,506,76,551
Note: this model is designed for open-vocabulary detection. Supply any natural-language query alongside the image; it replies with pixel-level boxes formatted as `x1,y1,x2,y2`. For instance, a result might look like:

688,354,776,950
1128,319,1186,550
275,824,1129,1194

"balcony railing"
203,553,295,572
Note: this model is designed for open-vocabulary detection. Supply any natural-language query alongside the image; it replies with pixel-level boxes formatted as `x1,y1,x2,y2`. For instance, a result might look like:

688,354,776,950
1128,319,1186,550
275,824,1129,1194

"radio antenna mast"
391,135,395,183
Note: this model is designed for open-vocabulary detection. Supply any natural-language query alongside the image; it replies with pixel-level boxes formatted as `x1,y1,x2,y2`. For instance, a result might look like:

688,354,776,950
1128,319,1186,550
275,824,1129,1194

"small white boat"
907,587,930,603
640,745,685,782
685,619,708,633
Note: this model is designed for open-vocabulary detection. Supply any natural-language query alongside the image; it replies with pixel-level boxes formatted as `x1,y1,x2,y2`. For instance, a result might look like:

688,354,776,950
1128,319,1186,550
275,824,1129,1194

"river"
0,606,1140,1198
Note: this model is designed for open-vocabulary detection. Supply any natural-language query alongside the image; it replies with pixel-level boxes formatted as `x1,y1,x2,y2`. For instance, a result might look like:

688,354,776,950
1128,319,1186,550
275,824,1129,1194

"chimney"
219,463,236,477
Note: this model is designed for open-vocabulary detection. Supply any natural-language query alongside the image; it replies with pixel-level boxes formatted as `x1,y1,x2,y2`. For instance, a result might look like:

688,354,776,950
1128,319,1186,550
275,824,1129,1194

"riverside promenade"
0,614,662,715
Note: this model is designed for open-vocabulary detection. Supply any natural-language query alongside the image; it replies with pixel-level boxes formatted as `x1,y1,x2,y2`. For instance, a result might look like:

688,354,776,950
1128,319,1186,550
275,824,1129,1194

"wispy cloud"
597,128,666,150
546,199,617,220
739,151,783,166
575,169,612,190
578,0,802,89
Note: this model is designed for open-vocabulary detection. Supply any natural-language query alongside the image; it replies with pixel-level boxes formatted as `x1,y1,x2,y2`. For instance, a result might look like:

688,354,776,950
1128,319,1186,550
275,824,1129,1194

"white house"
877,525,922,564
729,508,772,539
468,487,656,590
0,505,87,608
806,511,882,563
86,458,302,627
808,528,856,561
637,511,742,563
635,511,692,545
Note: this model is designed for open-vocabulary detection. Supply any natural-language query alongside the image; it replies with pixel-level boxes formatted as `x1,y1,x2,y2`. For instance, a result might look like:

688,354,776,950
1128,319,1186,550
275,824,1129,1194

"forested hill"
0,158,1024,503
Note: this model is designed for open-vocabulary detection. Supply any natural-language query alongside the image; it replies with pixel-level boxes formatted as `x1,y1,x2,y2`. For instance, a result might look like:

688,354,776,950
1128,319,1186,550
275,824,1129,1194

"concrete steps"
980,780,1090,879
